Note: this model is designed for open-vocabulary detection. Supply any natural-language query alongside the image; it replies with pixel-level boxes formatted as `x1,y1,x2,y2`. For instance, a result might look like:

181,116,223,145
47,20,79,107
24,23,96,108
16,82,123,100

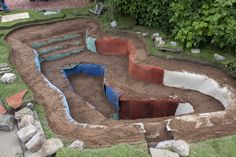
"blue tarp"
104,85,120,111
63,64,105,77
62,63,121,111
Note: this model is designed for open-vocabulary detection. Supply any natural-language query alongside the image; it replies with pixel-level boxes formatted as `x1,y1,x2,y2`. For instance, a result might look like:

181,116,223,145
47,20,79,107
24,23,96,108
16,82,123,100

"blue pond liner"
33,49,75,123
62,63,121,111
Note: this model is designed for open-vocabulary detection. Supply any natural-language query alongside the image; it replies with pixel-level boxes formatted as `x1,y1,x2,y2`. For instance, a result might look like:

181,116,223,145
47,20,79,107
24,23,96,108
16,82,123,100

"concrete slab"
1,12,30,23
0,114,15,131
0,128,23,157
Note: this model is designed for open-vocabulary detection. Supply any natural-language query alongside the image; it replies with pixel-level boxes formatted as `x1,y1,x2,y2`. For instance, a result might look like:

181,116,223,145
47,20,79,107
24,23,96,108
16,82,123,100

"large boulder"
41,138,63,156
0,114,15,131
0,73,16,83
18,115,34,129
150,148,179,157
172,140,190,157
69,140,85,150
15,107,34,120
17,124,37,143
25,132,45,152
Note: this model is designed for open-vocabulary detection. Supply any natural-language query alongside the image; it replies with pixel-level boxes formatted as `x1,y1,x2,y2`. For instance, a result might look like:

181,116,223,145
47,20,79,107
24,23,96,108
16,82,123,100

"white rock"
172,140,190,157
150,148,179,157
155,140,174,150
154,37,162,42
170,41,178,47
25,132,45,152
214,53,225,61
142,32,148,37
69,140,85,150
15,107,34,120
152,33,160,39
0,73,16,83
111,21,117,28
159,40,166,45
18,115,34,129
191,48,200,54
175,103,194,116
41,138,63,156
136,31,142,35
17,124,37,143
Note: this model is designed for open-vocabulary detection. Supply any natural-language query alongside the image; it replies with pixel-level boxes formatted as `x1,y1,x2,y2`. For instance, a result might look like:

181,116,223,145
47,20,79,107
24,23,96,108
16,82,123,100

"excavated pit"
6,19,236,148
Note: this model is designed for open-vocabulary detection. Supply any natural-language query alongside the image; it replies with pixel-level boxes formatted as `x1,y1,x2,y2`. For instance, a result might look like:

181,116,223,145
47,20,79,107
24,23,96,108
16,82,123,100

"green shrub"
106,0,236,52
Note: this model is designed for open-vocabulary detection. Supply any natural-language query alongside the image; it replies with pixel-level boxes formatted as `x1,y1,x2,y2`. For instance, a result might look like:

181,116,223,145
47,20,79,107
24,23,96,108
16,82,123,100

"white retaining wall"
163,70,234,108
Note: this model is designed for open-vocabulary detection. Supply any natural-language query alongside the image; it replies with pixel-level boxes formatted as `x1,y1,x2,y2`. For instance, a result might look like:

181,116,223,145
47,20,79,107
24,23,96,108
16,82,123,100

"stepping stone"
6,90,27,109
1,12,30,23
0,114,15,131
15,107,33,120
0,73,17,83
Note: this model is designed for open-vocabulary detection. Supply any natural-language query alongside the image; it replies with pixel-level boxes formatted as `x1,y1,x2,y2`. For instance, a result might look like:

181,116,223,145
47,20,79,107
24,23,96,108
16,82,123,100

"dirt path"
6,19,236,147
6,0,90,10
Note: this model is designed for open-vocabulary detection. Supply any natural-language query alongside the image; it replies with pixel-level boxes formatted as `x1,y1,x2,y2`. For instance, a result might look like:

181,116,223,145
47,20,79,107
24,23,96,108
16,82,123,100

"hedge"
106,0,236,52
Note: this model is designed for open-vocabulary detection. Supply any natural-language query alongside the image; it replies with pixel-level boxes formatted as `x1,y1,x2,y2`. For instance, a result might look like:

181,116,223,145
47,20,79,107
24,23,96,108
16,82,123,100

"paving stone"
15,107,33,120
6,90,28,109
150,148,179,157
69,140,85,150
0,114,15,131
26,132,45,152
0,128,24,157
0,73,17,83
1,12,30,23
41,138,64,156
24,149,46,157
18,115,34,129
17,124,37,143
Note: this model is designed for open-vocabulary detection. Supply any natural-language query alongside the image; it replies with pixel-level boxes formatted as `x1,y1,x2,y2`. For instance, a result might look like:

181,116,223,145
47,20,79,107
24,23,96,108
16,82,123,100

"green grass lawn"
0,6,236,157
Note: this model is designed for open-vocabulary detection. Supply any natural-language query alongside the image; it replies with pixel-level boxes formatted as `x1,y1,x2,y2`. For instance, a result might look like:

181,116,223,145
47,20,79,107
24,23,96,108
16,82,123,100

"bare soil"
6,19,236,147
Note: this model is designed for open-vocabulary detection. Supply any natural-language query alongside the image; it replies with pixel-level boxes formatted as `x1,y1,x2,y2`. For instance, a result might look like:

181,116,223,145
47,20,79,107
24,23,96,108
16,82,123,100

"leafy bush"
106,0,236,52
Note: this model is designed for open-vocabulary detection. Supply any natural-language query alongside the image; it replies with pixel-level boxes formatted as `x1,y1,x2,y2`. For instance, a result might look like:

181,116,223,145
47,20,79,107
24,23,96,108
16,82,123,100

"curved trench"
6,19,236,147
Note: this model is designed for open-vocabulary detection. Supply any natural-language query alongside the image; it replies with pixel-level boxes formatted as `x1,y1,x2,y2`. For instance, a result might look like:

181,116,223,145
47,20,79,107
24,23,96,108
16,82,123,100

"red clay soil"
6,19,236,147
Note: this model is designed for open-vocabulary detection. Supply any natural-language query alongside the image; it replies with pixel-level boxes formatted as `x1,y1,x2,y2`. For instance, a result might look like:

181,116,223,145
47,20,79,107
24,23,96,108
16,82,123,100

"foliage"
106,0,236,52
